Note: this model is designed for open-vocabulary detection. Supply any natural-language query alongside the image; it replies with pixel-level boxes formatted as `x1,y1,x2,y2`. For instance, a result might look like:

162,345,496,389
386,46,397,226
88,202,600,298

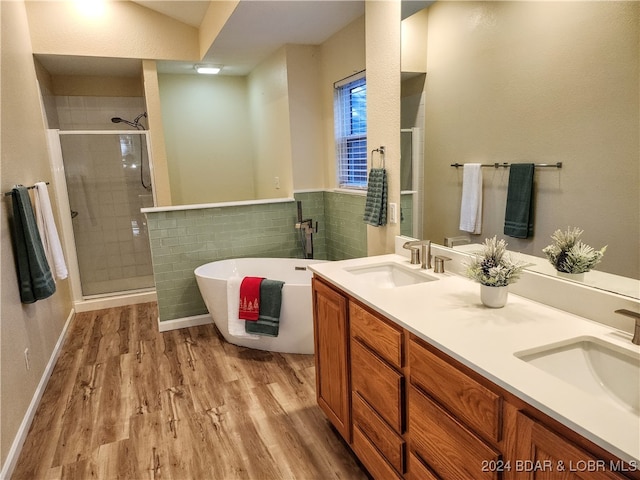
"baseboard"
157,314,212,332
74,290,157,313
0,308,75,480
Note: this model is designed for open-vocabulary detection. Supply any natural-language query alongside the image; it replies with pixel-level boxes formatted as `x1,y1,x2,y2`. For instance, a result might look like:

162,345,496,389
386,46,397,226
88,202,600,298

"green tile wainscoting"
400,193,414,238
145,190,368,323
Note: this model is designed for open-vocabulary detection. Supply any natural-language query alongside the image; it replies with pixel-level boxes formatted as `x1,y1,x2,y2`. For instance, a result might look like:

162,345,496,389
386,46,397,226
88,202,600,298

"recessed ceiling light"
195,65,222,75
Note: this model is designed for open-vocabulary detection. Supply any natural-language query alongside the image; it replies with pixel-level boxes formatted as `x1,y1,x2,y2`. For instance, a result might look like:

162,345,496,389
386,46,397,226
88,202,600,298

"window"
334,72,367,189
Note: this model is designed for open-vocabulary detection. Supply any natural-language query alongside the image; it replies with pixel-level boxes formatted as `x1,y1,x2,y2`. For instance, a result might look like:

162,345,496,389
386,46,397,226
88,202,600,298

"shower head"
111,112,147,129
111,117,137,128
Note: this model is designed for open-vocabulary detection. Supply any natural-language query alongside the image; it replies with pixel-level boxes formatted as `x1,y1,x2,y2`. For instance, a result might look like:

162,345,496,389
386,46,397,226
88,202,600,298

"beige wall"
319,16,366,190
422,1,639,278
286,44,326,191
366,0,401,255
143,60,172,206
1,0,73,469
158,73,255,204
25,0,199,61
248,47,294,199
401,6,428,73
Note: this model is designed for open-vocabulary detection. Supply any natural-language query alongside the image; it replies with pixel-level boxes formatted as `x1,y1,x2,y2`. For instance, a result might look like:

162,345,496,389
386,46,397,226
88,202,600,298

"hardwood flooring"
12,303,368,480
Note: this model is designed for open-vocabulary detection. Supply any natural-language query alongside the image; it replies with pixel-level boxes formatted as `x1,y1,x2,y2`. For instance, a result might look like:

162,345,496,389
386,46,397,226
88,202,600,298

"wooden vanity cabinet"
516,413,628,480
350,302,406,479
311,276,637,480
408,335,504,480
312,277,351,442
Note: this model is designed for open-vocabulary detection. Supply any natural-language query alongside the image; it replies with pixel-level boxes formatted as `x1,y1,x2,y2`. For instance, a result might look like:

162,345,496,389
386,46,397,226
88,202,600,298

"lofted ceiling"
36,1,431,78
155,0,367,76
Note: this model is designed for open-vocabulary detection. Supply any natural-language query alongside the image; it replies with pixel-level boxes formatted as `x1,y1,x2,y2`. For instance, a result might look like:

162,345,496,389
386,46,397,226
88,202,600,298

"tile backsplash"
145,190,368,322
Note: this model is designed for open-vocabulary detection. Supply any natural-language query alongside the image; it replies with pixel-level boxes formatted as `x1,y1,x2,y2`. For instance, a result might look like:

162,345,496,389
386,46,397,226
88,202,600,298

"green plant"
465,236,526,287
542,227,607,274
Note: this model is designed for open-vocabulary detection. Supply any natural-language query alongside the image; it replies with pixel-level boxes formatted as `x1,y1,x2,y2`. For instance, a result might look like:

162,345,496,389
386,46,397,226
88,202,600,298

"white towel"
459,164,483,234
226,275,260,340
34,182,68,280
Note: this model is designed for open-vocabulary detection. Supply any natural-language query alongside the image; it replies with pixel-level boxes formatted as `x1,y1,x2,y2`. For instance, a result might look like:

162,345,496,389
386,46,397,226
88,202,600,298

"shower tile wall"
55,95,154,296
55,95,146,131
401,193,414,237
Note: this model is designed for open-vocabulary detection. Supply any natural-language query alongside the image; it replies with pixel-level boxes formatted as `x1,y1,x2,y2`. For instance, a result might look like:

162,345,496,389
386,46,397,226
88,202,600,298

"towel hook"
370,146,386,169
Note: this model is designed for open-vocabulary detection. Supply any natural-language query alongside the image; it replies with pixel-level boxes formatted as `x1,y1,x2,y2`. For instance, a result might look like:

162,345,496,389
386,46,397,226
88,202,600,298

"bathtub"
194,258,325,354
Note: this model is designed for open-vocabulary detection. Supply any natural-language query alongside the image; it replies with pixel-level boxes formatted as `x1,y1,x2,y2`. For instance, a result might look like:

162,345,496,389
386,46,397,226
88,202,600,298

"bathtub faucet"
296,201,318,259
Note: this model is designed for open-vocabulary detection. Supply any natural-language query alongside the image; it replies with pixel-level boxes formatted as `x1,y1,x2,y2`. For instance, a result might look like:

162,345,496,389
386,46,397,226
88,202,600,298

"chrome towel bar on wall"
450,162,562,169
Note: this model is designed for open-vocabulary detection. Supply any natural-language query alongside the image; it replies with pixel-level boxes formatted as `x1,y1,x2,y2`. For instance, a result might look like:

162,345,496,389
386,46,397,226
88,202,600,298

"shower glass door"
59,131,155,297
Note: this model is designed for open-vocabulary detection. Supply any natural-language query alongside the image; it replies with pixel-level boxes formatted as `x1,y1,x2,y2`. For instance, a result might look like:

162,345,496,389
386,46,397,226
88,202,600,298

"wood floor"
12,303,368,480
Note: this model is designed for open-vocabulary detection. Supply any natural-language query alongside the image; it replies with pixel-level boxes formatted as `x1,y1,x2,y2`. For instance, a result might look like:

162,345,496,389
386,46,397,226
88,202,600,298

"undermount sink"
515,336,640,416
345,262,438,288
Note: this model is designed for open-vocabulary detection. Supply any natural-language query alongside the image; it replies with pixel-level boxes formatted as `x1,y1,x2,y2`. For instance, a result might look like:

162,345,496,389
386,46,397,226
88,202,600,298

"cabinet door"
516,413,627,480
312,278,351,441
409,385,501,480
351,339,404,432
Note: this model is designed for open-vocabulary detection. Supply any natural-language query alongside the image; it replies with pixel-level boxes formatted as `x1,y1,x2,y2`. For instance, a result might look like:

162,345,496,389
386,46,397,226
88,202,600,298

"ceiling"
36,1,431,78
37,1,364,77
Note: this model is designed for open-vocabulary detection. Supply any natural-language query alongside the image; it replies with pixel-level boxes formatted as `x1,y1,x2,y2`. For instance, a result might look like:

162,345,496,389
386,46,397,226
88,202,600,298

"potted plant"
542,227,607,281
465,236,526,308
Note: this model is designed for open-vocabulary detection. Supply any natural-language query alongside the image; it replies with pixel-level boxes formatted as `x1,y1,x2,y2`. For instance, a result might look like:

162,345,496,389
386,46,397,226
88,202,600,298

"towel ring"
371,146,386,169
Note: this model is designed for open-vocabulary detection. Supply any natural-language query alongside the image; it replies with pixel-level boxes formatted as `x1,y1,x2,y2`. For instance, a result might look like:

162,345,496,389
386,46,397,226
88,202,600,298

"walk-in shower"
48,129,155,299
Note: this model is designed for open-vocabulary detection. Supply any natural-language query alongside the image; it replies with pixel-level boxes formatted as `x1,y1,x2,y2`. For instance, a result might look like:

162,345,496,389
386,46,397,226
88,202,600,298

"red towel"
239,276,264,321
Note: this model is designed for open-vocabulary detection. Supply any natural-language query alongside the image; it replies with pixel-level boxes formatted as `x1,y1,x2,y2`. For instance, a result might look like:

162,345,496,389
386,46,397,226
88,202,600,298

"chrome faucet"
403,240,432,269
615,309,640,345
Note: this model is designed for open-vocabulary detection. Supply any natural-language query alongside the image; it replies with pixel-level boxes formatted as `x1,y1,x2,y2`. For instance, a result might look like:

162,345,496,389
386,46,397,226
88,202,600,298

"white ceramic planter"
480,284,508,308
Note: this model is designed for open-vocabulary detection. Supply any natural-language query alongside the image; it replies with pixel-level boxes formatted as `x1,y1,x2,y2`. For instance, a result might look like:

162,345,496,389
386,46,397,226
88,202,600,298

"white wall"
422,1,639,278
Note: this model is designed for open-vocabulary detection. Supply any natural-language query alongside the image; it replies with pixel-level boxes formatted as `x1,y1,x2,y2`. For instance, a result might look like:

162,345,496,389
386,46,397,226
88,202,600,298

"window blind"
334,72,367,189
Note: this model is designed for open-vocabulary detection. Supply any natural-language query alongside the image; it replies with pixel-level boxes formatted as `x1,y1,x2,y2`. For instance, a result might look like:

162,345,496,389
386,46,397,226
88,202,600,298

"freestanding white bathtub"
194,258,325,354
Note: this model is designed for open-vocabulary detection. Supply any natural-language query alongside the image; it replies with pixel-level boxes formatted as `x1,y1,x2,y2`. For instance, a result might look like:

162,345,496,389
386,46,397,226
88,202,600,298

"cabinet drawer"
408,453,440,480
409,385,501,480
350,302,403,369
351,339,404,432
352,425,403,480
353,392,405,473
409,338,502,443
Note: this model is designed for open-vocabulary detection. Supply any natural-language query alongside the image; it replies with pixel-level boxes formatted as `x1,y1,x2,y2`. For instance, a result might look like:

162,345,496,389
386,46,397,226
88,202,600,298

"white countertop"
308,253,640,465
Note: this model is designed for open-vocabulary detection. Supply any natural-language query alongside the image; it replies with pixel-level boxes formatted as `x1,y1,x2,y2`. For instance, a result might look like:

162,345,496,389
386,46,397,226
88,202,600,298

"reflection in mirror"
401,1,639,299
450,243,640,301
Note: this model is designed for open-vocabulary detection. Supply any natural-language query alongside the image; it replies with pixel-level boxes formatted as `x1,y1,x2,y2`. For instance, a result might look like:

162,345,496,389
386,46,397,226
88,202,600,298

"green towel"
11,186,56,303
504,163,535,238
245,279,285,337
363,168,388,227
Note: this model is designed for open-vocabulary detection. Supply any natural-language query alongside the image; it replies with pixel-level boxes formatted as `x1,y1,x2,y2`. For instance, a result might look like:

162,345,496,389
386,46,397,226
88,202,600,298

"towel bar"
4,182,50,197
450,162,562,169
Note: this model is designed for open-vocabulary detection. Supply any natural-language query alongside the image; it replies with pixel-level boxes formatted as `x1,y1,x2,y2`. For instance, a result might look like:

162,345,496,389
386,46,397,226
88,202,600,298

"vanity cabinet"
311,276,637,480
408,335,504,480
311,277,351,442
350,302,406,478
516,413,627,480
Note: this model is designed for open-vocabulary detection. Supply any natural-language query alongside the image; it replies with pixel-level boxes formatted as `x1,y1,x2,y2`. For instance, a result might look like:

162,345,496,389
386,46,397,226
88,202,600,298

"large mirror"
401,1,639,299
33,1,638,300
